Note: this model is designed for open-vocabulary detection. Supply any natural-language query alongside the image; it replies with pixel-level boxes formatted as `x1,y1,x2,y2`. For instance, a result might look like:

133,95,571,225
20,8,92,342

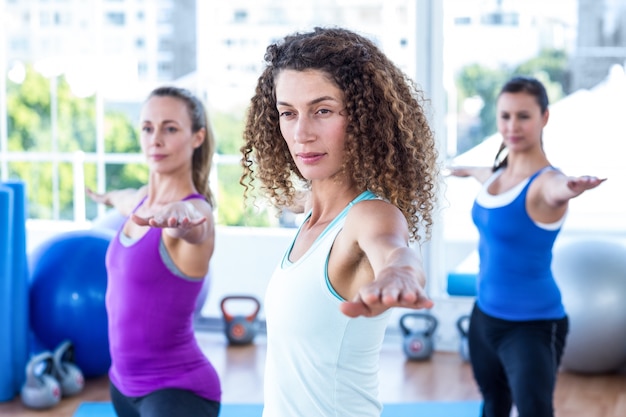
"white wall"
26,221,626,354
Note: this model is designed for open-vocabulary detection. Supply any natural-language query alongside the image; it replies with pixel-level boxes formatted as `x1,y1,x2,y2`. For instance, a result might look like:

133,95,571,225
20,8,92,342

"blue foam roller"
4,181,29,392
447,272,478,297
0,185,15,401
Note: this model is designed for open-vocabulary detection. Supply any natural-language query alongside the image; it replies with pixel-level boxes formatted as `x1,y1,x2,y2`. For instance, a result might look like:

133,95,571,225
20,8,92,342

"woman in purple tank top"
87,86,221,417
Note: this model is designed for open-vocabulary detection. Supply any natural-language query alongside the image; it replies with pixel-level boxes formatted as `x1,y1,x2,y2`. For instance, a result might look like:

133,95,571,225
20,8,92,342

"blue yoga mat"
74,401,482,417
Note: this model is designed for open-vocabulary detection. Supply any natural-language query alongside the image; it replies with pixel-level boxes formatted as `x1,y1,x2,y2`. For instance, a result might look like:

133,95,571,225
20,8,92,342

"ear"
192,127,206,149
542,108,550,128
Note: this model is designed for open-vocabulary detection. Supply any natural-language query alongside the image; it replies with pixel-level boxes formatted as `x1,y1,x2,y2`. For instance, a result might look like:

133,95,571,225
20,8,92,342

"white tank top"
262,191,391,417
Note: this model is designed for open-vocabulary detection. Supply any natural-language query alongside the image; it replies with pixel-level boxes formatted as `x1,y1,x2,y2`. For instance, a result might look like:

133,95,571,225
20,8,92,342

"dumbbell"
21,351,61,409
220,295,261,345
399,312,438,360
456,314,470,362
53,340,85,396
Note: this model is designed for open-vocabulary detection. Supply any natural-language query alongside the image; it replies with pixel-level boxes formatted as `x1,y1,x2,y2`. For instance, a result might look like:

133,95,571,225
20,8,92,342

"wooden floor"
1,331,625,417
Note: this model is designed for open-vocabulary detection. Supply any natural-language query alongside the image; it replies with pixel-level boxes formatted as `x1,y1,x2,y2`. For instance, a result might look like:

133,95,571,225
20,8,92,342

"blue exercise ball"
29,230,112,378
553,239,626,374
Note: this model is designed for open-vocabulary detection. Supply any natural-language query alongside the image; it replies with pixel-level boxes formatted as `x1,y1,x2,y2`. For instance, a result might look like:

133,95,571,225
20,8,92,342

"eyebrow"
500,110,532,114
141,119,180,125
277,96,340,107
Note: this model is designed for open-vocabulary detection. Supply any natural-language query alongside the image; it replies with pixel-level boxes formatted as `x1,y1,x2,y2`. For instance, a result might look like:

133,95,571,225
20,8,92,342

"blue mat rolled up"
447,272,478,296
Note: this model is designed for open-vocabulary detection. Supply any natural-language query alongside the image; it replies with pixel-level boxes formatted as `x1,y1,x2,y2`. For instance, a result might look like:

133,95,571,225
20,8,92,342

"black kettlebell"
220,295,261,345
399,312,438,361
456,314,470,362
21,351,61,409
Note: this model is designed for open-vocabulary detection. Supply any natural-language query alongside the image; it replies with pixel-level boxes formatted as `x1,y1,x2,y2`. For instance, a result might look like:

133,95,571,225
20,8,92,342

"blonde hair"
148,86,215,206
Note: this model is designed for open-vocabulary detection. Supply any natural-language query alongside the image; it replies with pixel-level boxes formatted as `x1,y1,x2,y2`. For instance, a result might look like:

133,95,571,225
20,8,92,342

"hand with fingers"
85,187,111,207
340,270,434,318
131,201,207,230
567,175,606,196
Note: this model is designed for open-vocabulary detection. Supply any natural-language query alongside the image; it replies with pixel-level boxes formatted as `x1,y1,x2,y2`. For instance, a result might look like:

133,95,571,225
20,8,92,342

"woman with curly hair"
240,27,439,417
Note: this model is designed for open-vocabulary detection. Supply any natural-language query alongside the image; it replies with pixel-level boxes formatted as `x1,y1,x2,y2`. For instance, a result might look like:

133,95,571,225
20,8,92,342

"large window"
2,0,625,307
440,0,626,297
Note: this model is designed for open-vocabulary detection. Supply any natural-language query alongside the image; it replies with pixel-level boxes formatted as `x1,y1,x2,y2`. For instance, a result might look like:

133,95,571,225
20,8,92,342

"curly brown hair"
240,27,438,241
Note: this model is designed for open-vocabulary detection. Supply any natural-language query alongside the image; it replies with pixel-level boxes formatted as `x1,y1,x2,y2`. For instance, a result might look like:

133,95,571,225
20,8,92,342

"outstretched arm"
86,186,147,217
446,166,493,184
339,201,433,318
131,199,212,245
88,186,213,246
542,173,606,208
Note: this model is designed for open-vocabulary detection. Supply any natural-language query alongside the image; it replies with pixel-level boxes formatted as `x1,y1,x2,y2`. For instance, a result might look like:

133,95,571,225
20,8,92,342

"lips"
296,152,325,164
506,136,523,144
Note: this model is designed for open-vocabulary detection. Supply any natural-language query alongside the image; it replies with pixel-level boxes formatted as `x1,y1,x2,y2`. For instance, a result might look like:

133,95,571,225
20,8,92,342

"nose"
293,115,314,143
507,116,520,132
147,130,163,147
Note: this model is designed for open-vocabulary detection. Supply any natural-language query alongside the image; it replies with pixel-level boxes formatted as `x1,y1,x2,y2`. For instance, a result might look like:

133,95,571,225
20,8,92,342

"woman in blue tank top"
449,77,604,417
87,86,221,417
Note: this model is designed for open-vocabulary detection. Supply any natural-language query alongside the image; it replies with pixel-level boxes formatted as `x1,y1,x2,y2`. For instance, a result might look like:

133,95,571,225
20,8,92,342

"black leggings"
468,304,568,417
110,382,220,417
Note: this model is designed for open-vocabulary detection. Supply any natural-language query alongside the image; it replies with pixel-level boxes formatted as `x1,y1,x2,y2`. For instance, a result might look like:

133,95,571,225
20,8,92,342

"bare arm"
88,186,212,245
131,198,213,245
339,201,434,318
86,186,147,217
447,166,493,184
541,172,606,208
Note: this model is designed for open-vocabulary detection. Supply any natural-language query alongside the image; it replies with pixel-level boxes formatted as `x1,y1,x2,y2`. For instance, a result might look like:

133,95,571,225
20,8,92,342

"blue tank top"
471,167,566,321
105,193,221,400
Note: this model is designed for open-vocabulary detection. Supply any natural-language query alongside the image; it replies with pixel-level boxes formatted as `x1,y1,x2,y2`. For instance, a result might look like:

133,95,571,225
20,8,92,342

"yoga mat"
74,401,482,417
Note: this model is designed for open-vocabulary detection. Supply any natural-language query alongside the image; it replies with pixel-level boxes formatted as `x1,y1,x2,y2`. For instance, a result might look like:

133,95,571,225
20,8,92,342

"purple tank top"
105,194,221,401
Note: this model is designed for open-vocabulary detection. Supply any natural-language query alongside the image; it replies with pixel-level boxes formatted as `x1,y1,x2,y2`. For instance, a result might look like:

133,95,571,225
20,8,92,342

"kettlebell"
53,340,85,396
21,351,61,409
220,295,261,345
399,312,438,361
456,314,470,362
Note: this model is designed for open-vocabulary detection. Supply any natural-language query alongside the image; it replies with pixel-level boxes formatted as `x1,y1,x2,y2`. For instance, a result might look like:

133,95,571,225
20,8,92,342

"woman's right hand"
446,167,472,177
446,166,493,183
86,186,146,217
85,187,112,206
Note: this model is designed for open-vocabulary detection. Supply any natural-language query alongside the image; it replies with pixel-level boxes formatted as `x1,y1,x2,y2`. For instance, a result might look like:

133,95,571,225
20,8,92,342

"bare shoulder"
112,186,148,216
532,167,566,187
188,196,215,218
345,199,407,236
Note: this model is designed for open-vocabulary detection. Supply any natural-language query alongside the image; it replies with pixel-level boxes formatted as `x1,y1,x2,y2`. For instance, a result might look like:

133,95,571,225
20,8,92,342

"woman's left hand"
131,201,206,230
340,273,434,318
567,175,606,196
